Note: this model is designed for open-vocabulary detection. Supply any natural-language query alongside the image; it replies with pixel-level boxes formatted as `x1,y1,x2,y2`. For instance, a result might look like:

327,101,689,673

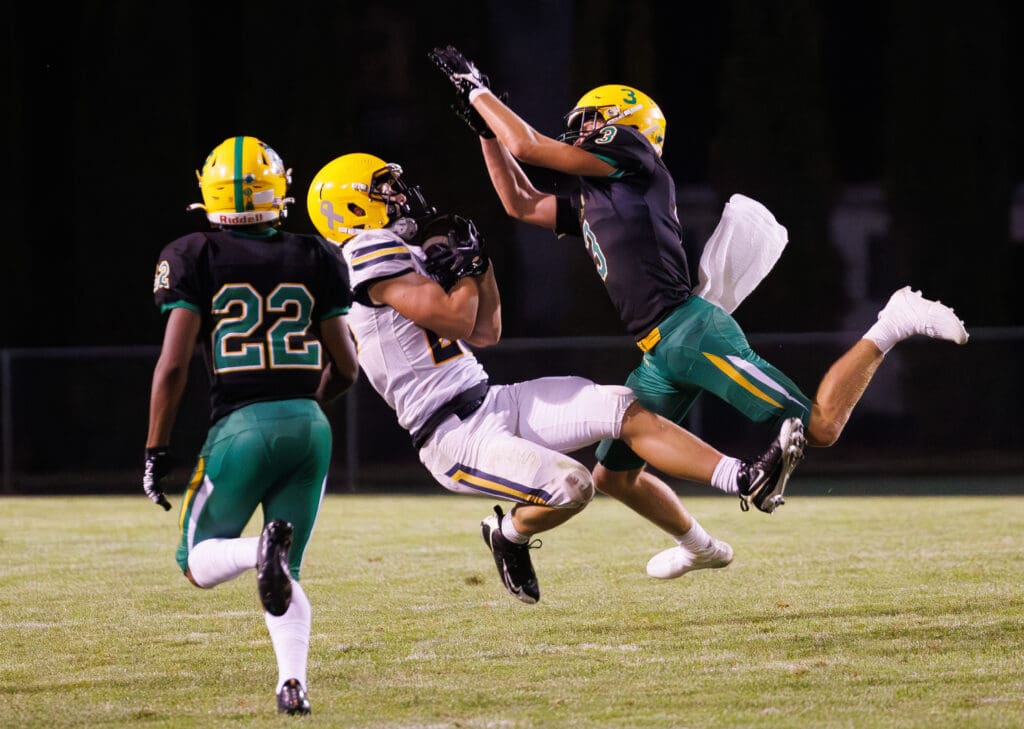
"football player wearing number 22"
430,44,969,581
144,136,358,716
306,152,805,607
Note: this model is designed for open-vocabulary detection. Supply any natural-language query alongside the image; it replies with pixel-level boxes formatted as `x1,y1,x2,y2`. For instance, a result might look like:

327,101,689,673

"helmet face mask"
190,136,293,226
369,165,435,223
307,153,436,245
560,106,616,146
558,84,667,156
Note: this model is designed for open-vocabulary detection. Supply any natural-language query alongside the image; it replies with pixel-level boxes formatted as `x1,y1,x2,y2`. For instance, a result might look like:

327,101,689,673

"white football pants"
419,376,635,508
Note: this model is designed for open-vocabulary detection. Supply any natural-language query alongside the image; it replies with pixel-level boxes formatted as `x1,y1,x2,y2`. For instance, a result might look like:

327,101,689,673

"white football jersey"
341,228,489,438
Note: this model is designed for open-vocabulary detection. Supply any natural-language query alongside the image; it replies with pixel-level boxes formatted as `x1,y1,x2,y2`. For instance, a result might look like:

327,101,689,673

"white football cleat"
646,538,734,579
878,286,969,345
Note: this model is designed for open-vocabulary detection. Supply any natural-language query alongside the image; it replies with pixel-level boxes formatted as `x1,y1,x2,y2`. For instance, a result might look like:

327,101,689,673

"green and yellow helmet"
307,153,435,245
561,84,667,156
189,136,292,226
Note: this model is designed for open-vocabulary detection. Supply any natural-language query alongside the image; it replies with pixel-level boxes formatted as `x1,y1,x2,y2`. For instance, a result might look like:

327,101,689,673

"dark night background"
3,2,1023,491
6,1,1023,347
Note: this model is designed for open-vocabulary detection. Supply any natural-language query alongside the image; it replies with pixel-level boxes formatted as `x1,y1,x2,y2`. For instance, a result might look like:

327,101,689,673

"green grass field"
1,491,1022,728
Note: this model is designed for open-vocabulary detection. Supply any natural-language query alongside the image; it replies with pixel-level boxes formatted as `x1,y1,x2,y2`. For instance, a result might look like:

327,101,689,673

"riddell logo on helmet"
218,212,266,224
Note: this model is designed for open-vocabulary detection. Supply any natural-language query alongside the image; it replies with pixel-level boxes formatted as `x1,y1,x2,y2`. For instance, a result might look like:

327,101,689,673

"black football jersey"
153,228,352,423
554,125,691,338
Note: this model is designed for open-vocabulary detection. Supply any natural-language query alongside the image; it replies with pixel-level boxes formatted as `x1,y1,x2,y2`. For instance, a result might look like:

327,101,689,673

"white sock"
676,519,713,553
187,537,259,587
500,510,530,544
710,457,742,495
266,580,311,692
862,321,900,355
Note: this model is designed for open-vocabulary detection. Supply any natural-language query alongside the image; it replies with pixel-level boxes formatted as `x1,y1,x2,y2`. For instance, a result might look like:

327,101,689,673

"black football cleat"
277,678,311,715
480,505,541,604
257,519,293,616
738,417,806,514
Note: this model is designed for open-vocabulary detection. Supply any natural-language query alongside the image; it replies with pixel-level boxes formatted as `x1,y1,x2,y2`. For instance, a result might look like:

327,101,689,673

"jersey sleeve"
343,229,416,306
554,197,582,238
317,238,353,320
580,126,658,179
522,163,577,196
152,233,205,314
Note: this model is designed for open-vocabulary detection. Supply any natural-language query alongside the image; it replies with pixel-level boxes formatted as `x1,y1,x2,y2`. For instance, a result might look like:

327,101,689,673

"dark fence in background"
2,330,1022,497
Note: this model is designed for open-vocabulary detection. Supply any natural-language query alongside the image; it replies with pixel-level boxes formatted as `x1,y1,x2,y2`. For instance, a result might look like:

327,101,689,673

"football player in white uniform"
307,153,806,604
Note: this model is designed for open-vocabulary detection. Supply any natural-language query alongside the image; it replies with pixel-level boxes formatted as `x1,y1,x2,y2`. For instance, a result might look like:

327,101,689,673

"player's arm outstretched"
429,45,613,225
479,136,558,228
472,91,612,177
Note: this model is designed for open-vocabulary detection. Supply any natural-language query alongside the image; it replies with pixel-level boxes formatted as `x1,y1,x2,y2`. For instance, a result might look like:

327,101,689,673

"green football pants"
176,398,332,579
598,296,811,471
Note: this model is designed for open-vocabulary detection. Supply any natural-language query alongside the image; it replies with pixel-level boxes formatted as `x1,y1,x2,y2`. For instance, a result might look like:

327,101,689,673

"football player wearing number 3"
144,136,358,715
307,152,805,607
428,45,969,579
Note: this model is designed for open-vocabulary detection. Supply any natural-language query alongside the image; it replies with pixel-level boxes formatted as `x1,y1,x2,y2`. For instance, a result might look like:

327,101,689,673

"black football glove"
142,447,172,511
422,215,490,292
453,97,495,139
423,243,462,292
429,45,490,102
452,91,509,139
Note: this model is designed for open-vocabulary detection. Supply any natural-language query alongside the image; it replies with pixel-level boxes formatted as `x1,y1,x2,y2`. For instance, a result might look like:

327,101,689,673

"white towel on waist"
694,194,788,314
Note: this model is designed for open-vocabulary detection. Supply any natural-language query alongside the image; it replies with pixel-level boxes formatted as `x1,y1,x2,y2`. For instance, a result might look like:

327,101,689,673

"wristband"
468,87,493,104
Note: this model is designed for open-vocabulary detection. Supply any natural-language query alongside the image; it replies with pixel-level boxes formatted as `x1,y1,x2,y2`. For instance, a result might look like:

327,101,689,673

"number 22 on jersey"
211,283,321,373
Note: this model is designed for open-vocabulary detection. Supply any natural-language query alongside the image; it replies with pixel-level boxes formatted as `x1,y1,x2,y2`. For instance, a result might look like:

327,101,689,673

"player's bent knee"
809,429,839,448
808,416,841,447
557,464,595,508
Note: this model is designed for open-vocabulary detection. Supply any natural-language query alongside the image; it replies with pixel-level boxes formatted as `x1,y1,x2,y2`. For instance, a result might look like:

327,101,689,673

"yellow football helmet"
307,153,434,245
561,84,667,156
189,136,293,226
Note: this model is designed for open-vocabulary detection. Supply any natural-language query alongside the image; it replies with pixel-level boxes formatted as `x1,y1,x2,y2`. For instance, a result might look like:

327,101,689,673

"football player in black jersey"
430,46,968,580
143,136,358,715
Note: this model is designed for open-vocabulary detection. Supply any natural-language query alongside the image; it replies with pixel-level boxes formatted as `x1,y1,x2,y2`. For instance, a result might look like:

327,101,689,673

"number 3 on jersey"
581,220,609,280
212,283,321,372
